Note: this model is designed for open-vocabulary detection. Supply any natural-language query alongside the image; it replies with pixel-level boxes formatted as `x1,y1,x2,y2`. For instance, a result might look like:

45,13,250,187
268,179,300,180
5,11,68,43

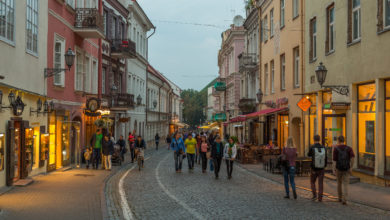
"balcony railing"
111,39,136,59
239,53,257,72
74,8,105,39
108,93,135,109
238,98,256,114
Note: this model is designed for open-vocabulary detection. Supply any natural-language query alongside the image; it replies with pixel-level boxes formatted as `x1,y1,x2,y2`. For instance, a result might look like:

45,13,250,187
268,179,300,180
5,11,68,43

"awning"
245,107,288,118
229,115,246,123
200,122,219,130
172,122,189,128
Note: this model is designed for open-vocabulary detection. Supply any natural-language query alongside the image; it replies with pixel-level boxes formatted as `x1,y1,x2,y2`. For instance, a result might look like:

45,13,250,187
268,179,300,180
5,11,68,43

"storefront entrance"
322,114,346,164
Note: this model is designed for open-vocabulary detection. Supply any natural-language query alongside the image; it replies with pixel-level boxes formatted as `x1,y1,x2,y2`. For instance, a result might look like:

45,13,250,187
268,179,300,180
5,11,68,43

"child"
84,147,92,169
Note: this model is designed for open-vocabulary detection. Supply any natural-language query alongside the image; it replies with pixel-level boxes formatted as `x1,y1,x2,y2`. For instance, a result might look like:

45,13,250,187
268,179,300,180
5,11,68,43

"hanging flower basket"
94,118,114,128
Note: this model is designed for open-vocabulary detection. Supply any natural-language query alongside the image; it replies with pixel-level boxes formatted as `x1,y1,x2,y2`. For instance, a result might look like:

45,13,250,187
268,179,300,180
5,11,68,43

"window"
386,80,390,174
92,60,98,94
293,0,299,18
75,51,84,91
270,9,274,37
84,56,90,93
0,0,15,42
264,63,269,95
66,0,75,8
326,4,335,53
385,0,390,28
352,0,361,40
280,0,285,28
53,37,65,86
280,54,285,90
309,17,317,61
271,60,275,93
26,0,38,54
102,67,106,94
264,16,268,41
112,17,116,39
103,10,107,36
357,83,376,170
293,47,300,88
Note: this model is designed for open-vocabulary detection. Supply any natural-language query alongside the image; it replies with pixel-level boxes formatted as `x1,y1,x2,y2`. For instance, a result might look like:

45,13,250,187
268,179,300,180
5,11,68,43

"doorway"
322,114,346,163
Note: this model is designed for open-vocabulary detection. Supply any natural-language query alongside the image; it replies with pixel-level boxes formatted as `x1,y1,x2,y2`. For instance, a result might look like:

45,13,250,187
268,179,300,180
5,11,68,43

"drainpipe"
300,0,305,156
146,27,156,60
158,82,164,125
257,3,263,144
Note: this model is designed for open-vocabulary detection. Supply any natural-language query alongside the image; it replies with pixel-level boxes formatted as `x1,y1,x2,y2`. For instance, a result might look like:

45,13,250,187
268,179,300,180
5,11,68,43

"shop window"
308,95,317,146
278,115,289,148
385,81,390,174
358,83,376,170
25,128,34,173
0,133,4,171
49,114,56,169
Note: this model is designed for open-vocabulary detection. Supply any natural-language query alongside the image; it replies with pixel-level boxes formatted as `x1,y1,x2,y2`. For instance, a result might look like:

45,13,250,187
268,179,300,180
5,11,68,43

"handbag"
206,152,211,159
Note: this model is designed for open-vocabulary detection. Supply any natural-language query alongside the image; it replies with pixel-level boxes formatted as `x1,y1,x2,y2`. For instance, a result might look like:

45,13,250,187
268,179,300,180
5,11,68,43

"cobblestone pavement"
118,150,390,220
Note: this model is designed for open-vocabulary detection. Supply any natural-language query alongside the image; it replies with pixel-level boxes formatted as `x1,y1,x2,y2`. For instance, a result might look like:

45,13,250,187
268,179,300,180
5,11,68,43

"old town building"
304,0,390,185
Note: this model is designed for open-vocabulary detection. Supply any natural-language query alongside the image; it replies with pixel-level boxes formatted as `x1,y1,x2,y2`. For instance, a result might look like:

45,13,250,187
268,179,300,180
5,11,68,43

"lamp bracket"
44,68,68,78
321,85,349,96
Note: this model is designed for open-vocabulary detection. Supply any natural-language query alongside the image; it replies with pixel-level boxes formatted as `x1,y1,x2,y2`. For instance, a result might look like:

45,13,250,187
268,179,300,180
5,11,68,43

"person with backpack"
281,136,298,199
333,136,355,205
170,133,186,173
308,134,327,202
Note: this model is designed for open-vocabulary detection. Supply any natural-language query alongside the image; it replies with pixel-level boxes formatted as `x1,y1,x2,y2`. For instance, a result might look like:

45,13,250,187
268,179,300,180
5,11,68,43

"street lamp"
315,62,349,96
8,91,15,105
111,85,118,107
30,98,43,116
44,48,75,78
137,95,142,105
256,89,264,104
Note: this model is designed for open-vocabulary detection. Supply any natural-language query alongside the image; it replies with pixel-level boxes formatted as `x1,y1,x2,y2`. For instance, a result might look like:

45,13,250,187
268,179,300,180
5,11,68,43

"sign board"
297,97,312,112
331,102,351,110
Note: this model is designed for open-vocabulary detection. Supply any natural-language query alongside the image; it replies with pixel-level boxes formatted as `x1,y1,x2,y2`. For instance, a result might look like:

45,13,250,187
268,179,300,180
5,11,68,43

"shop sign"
331,102,350,110
86,98,101,113
276,97,288,106
323,104,331,109
265,101,276,108
214,113,227,122
119,117,130,123
84,109,101,117
297,97,312,112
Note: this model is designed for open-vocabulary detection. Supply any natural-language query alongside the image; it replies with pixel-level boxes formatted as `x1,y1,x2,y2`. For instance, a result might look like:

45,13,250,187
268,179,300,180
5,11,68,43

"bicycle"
135,148,144,171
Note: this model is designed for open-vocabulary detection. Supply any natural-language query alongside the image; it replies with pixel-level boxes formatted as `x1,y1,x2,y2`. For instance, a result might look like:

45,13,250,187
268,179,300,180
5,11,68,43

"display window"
48,113,56,170
278,114,289,148
32,127,40,169
308,94,317,146
385,80,390,174
0,134,4,171
25,128,34,174
357,83,376,170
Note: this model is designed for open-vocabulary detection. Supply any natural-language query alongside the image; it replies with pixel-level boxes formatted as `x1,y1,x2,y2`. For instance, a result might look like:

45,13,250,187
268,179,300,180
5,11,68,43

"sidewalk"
0,150,139,220
239,163,390,211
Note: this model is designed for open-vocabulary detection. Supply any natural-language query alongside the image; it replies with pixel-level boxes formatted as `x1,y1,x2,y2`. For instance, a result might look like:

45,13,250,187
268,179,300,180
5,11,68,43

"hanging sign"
297,97,312,112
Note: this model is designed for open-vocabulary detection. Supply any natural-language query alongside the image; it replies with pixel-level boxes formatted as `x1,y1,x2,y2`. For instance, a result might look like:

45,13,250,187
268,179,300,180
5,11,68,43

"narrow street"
107,149,390,220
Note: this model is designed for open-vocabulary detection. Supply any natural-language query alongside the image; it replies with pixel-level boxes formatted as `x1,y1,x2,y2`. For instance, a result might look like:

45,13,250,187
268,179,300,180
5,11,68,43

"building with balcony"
0,0,49,187
47,0,102,172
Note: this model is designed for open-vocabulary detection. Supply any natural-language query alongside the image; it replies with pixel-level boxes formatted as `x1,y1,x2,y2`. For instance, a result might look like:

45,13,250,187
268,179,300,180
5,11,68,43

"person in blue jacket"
170,133,186,173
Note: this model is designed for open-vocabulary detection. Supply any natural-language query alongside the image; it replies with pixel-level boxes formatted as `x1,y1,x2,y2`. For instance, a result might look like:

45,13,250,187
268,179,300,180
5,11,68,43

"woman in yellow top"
184,133,197,172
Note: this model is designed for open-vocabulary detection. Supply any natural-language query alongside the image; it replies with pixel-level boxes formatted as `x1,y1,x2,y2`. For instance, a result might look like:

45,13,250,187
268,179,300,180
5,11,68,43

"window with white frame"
26,0,38,54
386,0,390,27
310,17,317,60
103,10,107,36
280,0,285,28
112,17,116,39
271,60,275,93
66,0,75,8
92,59,98,94
264,15,268,41
0,0,14,42
53,36,65,86
270,9,274,37
293,47,300,88
352,0,361,41
84,56,91,93
264,63,269,95
326,5,335,52
102,67,106,94
75,51,84,91
280,54,285,90
293,0,299,18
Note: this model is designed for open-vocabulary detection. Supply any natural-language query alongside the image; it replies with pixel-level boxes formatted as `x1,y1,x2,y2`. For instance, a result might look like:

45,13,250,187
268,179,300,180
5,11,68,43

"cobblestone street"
114,149,390,220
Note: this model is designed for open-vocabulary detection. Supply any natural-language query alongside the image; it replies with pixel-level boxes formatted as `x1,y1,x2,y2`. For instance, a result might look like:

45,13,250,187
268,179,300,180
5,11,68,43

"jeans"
195,149,201,164
103,155,112,170
86,159,90,168
120,148,125,161
174,152,183,171
226,160,234,177
156,141,159,150
92,148,101,169
209,159,214,171
283,166,296,195
310,169,325,200
187,153,195,170
213,157,222,177
201,152,207,171
130,148,135,163
337,170,350,203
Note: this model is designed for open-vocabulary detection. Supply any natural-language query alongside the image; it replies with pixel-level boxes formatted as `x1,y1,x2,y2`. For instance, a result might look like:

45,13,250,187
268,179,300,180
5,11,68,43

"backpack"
336,146,350,171
313,147,326,169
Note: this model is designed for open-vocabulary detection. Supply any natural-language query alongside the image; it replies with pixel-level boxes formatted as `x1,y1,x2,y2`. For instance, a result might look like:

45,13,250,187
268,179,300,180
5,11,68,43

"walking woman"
207,130,217,171
170,133,186,173
224,137,237,179
195,134,202,165
155,133,160,150
200,136,209,173
282,136,298,199
211,136,224,178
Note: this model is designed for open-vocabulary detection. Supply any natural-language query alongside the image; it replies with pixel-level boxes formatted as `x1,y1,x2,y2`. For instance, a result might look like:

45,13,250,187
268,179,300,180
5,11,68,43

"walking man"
166,134,172,150
170,133,185,173
102,134,114,171
135,135,146,167
90,129,103,170
184,134,197,172
211,136,224,179
333,136,355,205
116,135,126,162
155,133,160,150
308,135,327,202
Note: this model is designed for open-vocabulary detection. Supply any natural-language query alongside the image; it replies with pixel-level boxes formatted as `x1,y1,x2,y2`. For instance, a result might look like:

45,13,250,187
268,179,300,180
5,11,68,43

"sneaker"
342,201,347,205
311,196,317,201
293,191,297,200
284,195,290,199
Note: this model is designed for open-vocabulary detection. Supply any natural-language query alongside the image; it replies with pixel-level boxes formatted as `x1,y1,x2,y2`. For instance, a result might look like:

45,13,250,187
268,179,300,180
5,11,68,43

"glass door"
322,114,346,165
13,122,21,182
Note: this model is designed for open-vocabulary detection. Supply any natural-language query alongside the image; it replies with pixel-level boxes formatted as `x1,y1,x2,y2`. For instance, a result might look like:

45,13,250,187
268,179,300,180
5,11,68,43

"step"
325,173,360,184
13,178,34,187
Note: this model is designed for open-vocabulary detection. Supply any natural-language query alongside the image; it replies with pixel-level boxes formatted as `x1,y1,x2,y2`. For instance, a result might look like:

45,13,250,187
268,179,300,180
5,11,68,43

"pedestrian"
224,137,237,180
134,135,146,167
308,134,327,202
208,131,217,172
166,134,172,150
333,135,355,205
211,136,224,178
282,136,298,199
170,133,186,173
116,135,127,162
200,136,208,173
195,134,202,165
184,134,197,172
102,134,114,171
84,146,92,169
90,129,103,170
155,133,160,150
128,132,135,163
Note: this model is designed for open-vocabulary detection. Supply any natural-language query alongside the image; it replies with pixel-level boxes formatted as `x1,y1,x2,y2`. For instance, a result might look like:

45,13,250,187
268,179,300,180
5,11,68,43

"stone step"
325,173,360,184
13,178,34,187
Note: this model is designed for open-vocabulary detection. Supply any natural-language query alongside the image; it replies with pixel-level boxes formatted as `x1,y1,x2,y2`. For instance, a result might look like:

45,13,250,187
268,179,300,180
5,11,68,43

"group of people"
169,131,237,179
281,135,355,205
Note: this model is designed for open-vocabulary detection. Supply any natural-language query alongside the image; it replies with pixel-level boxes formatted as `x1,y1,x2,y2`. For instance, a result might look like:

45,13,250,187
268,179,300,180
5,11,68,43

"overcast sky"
137,0,245,91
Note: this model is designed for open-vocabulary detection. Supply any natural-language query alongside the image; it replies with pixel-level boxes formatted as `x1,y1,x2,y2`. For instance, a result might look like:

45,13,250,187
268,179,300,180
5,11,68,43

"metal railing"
239,53,258,72
74,8,104,32
111,39,136,57
108,93,135,108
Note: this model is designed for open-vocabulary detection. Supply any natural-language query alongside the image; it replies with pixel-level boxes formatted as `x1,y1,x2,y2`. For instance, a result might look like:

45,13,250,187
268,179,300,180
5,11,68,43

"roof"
147,65,170,85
